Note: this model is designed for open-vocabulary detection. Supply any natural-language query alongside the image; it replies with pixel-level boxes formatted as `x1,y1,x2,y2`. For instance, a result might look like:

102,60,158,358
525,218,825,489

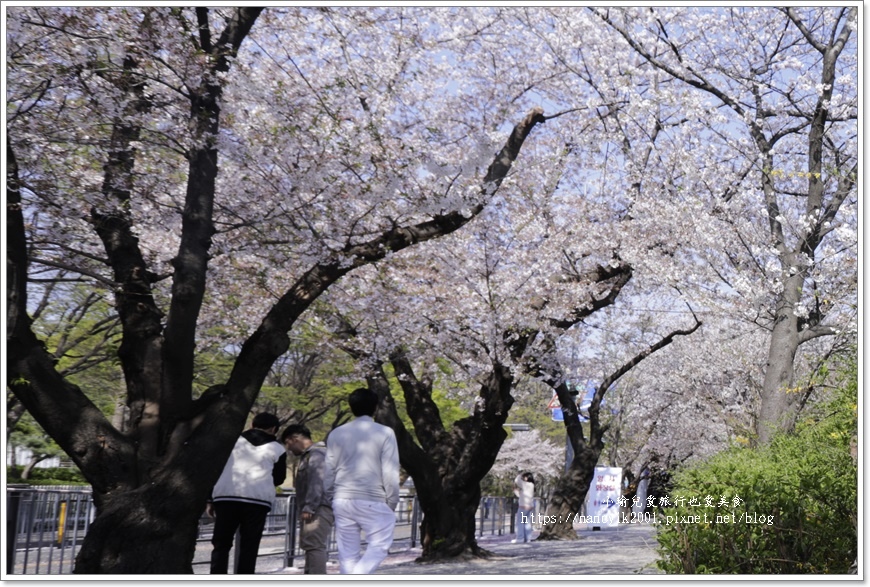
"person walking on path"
323,388,400,574
282,424,334,574
207,413,287,574
513,471,535,543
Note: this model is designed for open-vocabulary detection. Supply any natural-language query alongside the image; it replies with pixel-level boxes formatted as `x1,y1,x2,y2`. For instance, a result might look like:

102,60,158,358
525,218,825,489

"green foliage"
386,362,468,443
506,378,567,447
7,466,88,485
656,361,858,574
9,413,66,465
33,284,124,417
244,318,360,440
429,387,468,429
260,378,356,443
507,402,565,446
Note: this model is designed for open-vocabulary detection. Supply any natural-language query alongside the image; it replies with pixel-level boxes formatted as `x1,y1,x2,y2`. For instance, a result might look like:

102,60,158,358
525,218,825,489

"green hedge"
656,370,857,574
7,466,88,486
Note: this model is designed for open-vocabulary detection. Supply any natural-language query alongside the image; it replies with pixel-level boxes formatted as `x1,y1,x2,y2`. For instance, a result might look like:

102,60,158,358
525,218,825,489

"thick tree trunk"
412,365,513,561
368,357,513,562
75,484,203,574
537,446,602,540
417,485,490,560
66,386,248,574
756,273,803,445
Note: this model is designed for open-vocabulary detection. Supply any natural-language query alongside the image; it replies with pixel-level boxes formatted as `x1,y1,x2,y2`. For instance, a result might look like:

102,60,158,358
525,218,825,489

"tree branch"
592,8,747,120
784,7,829,53
549,261,633,329
227,108,547,406
389,351,451,452
162,7,263,415
7,139,133,493
798,324,838,344
589,311,703,435
367,361,443,501
88,51,165,457
29,257,116,288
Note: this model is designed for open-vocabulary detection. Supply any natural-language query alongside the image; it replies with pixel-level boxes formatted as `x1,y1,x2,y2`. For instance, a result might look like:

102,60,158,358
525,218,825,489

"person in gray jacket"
282,424,334,574
323,388,400,574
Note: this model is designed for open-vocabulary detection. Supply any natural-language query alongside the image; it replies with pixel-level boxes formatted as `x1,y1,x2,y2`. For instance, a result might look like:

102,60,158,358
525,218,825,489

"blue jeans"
516,509,533,542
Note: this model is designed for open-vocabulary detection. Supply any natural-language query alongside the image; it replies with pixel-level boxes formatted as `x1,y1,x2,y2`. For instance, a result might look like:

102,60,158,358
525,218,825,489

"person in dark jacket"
207,413,287,574
282,424,334,574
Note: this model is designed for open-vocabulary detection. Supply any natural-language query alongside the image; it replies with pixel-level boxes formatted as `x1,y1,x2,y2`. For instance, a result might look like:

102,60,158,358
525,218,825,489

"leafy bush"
7,466,88,486
656,365,857,574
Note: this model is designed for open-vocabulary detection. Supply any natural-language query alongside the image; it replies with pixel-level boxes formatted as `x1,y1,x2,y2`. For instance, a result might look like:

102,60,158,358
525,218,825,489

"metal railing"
6,485,95,575
6,486,532,575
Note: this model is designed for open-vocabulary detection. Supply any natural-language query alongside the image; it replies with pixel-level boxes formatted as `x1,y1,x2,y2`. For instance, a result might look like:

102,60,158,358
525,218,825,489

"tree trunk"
417,484,490,560
368,356,513,562
536,446,602,540
65,386,248,574
6,395,26,444
21,454,49,481
756,272,804,445
74,484,203,574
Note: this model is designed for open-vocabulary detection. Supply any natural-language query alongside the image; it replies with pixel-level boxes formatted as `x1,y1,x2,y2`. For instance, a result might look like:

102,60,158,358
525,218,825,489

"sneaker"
510,539,517,543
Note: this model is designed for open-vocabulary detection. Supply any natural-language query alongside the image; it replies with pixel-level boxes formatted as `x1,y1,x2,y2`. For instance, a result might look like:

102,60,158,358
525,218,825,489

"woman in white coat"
513,471,535,543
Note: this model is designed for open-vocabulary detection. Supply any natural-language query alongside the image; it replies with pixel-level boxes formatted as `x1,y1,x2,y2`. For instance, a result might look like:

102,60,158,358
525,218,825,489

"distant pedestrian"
207,413,287,574
282,424,334,574
324,387,400,574
513,471,535,543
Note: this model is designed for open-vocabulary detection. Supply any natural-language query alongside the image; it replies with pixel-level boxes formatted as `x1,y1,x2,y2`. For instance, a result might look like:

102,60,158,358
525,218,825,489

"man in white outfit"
324,387,400,574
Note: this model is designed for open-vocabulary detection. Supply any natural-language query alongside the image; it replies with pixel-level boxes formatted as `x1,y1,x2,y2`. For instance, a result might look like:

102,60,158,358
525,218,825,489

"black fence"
6,485,535,575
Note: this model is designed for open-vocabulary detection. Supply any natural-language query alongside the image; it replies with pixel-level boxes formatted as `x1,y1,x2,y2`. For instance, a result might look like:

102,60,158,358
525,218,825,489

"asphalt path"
262,523,663,577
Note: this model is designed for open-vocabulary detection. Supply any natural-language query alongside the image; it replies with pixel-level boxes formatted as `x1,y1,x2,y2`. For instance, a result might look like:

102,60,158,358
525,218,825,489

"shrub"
6,466,89,486
656,366,857,574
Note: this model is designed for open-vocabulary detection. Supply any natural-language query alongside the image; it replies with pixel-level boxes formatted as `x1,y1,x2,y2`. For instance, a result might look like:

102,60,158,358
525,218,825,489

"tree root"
415,546,503,564
534,530,583,541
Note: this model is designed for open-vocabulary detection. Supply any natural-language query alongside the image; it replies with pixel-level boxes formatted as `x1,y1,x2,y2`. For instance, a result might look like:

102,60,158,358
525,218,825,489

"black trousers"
210,501,270,574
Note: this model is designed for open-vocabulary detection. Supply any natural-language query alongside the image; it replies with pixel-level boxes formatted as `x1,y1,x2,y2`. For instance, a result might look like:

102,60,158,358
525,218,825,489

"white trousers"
332,498,396,574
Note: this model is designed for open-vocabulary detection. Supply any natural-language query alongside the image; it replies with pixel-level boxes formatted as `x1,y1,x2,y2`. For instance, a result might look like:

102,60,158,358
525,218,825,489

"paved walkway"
267,523,663,576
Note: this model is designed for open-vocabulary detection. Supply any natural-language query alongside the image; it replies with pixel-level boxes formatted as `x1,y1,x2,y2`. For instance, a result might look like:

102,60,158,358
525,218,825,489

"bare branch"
30,257,116,287
784,7,830,53
228,108,548,404
591,312,703,419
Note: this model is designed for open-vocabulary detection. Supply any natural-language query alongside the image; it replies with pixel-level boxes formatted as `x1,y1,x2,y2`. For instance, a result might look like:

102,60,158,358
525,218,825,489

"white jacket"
514,475,535,510
211,430,287,510
324,416,400,510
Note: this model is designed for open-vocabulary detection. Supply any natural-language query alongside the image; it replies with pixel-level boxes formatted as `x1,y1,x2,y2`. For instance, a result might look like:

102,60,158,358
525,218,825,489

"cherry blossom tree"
489,429,564,495
301,4,856,550
535,307,702,539
312,124,647,557
602,319,760,480
6,7,550,573
589,6,859,443
324,254,636,559
6,6,858,571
